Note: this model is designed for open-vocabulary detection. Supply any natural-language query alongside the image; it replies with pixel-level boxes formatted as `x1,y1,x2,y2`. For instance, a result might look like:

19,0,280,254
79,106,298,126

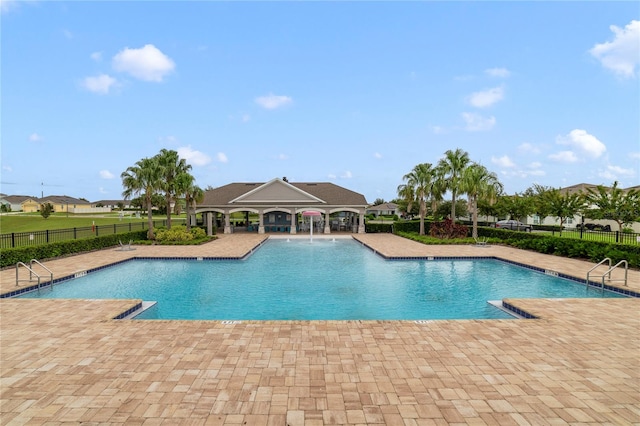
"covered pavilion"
195,178,369,235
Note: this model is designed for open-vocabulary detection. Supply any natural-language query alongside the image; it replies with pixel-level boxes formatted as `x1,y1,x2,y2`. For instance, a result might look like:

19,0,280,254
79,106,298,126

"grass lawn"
0,213,185,233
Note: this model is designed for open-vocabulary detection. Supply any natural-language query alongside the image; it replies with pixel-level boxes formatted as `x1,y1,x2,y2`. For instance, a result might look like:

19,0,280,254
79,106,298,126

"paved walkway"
1,234,639,425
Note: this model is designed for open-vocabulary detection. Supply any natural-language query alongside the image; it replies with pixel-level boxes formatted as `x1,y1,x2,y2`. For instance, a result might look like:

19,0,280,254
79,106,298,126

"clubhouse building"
195,178,369,235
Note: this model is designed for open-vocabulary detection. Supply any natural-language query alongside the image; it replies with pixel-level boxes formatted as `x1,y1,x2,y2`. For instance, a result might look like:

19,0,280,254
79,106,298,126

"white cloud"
600,165,636,180
255,94,293,110
518,142,541,155
91,51,103,62
491,155,516,168
327,173,337,179
340,171,353,179
528,162,542,169
556,129,606,159
99,170,115,179
374,152,382,159
3,165,13,172
461,112,496,131
630,152,640,160
99,187,108,194
158,135,178,144
549,150,579,163
216,152,228,163
82,74,117,95
1,0,19,13
589,20,640,78
466,86,504,108
275,153,289,160
177,146,212,167
485,67,511,78
431,125,447,134
112,44,175,82
29,133,42,142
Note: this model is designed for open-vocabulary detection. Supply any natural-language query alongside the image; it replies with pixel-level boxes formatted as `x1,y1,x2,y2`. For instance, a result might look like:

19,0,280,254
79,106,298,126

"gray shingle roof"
200,181,368,207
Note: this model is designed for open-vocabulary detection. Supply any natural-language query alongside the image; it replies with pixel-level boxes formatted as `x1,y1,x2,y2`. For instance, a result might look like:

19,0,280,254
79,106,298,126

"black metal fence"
1,220,168,249
548,228,640,245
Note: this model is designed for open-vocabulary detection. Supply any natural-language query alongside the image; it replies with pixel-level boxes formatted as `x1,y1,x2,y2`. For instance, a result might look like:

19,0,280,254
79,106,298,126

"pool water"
20,239,624,320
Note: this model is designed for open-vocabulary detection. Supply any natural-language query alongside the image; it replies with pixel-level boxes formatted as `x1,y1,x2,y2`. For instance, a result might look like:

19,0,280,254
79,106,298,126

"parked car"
576,223,611,232
494,220,532,232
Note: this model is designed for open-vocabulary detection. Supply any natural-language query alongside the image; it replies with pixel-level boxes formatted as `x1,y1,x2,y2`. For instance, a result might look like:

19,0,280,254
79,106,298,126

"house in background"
92,200,132,210
0,195,34,212
527,183,640,232
366,202,399,218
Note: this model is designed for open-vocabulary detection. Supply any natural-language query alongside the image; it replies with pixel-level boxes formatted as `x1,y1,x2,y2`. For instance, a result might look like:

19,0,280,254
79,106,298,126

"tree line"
121,149,203,239
395,148,640,237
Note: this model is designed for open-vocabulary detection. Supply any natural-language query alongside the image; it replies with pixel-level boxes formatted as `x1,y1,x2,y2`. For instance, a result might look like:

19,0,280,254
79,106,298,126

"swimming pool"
19,239,625,320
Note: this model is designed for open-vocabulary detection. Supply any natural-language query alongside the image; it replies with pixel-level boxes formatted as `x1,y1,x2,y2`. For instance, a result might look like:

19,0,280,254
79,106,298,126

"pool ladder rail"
15,259,54,291
586,258,628,293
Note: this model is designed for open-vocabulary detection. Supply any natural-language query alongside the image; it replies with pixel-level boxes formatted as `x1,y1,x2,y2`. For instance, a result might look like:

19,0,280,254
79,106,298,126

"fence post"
114,224,117,234
74,227,77,239
615,231,619,243
11,233,15,248
46,229,49,243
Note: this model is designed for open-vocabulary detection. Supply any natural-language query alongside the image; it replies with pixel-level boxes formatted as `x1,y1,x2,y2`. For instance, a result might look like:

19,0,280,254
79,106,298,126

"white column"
258,210,265,234
206,212,213,236
358,210,365,233
290,211,297,234
324,212,331,234
224,211,232,234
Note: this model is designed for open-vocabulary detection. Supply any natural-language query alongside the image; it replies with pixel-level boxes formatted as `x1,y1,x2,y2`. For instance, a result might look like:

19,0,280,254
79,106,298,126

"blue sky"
1,1,639,204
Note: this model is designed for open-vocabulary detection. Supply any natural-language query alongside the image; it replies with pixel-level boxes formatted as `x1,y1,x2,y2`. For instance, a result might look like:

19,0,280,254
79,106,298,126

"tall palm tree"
427,171,447,219
461,164,503,238
396,183,416,218
401,163,434,235
175,172,204,232
121,156,162,239
437,148,471,220
156,149,192,229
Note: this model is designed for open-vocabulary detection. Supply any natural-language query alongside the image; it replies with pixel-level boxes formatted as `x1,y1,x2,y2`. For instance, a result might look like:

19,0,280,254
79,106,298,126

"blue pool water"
20,239,624,320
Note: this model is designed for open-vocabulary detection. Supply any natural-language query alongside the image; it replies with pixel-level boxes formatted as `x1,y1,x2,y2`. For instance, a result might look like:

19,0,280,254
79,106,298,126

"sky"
1,1,639,204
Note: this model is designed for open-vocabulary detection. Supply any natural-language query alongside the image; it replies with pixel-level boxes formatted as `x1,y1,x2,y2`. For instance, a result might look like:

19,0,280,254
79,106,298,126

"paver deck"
1,234,639,425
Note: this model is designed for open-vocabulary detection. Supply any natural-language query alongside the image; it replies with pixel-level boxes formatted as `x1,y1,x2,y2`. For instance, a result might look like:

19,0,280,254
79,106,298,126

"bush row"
395,228,640,269
1,231,147,268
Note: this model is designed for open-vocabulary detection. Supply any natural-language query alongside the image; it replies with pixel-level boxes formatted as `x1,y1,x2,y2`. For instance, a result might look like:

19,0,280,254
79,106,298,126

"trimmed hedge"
445,227,640,268
1,230,147,268
365,223,393,233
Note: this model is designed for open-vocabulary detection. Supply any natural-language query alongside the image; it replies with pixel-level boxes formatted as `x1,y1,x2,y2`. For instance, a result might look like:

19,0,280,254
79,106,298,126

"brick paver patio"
1,234,638,425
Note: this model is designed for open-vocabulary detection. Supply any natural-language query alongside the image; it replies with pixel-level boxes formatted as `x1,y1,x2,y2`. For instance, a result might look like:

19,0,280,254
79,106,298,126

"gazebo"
194,178,369,235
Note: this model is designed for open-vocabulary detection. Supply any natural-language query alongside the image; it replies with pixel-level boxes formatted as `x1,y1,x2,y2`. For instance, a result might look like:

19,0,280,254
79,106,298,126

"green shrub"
394,227,640,268
1,230,147,268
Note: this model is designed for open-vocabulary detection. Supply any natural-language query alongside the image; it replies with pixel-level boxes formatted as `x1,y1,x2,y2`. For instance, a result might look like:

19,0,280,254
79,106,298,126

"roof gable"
230,178,325,204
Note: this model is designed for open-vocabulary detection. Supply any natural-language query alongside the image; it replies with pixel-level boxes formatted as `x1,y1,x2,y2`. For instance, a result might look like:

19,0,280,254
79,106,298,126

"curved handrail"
30,259,54,288
16,262,42,290
600,260,629,292
586,258,611,286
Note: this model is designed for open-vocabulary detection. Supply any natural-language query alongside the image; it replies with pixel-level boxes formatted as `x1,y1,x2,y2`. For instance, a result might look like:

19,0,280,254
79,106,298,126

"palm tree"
176,172,204,232
401,163,434,235
461,164,503,238
427,171,447,219
156,149,192,229
396,183,416,219
121,156,162,239
437,148,471,220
